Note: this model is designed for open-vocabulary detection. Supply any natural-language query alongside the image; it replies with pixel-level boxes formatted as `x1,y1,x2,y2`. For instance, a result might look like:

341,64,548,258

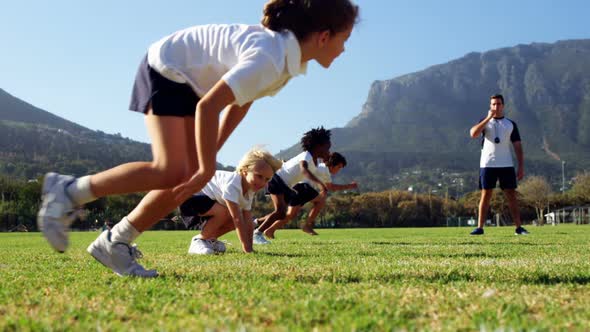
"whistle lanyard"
492,119,500,144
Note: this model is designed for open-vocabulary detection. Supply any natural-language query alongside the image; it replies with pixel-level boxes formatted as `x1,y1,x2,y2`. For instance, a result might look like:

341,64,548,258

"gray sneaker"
188,236,215,255
253,231,270,245
87,230,158,278
37,172,82,252
211,239,227,253
188,236,226,254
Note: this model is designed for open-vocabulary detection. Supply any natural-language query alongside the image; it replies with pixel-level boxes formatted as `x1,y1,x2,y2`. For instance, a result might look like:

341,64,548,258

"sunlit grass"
1,225,589,331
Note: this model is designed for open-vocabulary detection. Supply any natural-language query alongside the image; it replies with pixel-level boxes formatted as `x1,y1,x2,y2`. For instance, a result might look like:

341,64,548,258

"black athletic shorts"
129,55,200,117
479,167,517,190
288,183,319,206
266,174,297,203
178,194,216,229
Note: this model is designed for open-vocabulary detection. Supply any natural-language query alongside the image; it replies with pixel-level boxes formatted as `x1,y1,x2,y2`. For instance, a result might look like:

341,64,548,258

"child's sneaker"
515,226,530,235
253,230,270,245
188,236,215,255
302,225,319,236
470,227,484,235
87,230,158,278
37,172,83,252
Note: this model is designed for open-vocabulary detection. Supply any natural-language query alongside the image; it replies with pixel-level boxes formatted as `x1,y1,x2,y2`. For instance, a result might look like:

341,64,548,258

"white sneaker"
253,231,270,245
87,230,158,278
210,239,226,253
188,236,215,255
37,172,82,252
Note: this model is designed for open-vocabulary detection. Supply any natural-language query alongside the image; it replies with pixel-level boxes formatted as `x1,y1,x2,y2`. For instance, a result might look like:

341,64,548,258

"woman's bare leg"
90,111,196,198
126,114,199,231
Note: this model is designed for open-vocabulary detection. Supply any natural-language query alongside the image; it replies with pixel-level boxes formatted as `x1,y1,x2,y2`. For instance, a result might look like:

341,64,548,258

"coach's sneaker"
515,226,530,235
188,236,215,255
470,227,484,235
87,230,158,278
37,172,82,252
253,230,270,245
211,239,227,253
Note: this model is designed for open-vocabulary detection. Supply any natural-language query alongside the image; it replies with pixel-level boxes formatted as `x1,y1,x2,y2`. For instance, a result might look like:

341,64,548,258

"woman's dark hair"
261,0,359,41
326,152,347,167
300,126,331,151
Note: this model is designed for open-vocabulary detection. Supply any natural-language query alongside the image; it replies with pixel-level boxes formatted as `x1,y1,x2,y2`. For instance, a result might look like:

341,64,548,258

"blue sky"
1,0,588,165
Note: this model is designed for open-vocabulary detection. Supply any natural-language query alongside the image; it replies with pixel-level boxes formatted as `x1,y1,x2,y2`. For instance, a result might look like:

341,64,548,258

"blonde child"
37,0,360,277
178,149,282,254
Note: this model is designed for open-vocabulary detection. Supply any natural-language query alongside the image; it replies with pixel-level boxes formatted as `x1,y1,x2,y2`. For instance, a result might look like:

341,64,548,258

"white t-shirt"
199,171,254,211
147,24,307,107
479,117,521,168
276,151,318,187
304,163,331,190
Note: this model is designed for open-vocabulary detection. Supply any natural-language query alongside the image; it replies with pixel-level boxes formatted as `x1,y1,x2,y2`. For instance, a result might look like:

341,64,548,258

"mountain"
0,89,229,180
0,89,89,133
279,39,590,192
0,88,153,179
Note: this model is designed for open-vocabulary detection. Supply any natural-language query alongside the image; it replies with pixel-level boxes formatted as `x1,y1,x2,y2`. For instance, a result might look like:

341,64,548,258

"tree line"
1,173,589,232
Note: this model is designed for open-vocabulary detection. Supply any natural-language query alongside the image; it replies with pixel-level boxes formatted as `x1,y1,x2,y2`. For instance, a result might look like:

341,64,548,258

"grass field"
1,225,589,331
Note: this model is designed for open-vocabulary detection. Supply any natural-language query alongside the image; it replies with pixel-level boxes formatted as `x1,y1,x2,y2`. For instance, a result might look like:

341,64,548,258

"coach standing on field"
469,94,529,236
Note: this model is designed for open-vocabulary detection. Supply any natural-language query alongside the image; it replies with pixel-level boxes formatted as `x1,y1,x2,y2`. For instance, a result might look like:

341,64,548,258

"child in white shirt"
253,127,331,243
179,148,282,254
267,152,358,237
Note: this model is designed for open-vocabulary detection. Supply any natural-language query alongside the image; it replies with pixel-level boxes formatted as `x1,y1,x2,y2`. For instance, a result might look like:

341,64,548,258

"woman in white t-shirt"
37,0,360,277
179,149,282,255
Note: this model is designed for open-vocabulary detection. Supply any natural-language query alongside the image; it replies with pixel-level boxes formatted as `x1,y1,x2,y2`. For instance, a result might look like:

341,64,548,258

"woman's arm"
173,80,236,201
217,102,253,151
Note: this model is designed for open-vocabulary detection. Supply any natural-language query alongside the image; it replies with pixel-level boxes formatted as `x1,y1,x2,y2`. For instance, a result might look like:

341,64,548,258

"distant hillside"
0,89,88,133
0,89,229,179
279,39,590,192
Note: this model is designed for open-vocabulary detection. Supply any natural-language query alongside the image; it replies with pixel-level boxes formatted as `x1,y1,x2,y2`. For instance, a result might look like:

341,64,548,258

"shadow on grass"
158,272,212,282
157,269,590,285
298,271,590,285
258,252,311,258
416,271,590,285
423,252,508,259
370,241,560,247
523,274,590,285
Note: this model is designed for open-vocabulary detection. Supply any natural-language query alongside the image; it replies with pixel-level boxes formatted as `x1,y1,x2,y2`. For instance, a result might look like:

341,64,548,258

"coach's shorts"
479,167,517,190
129,55,200,117
288,183,319,207
266,174,297,203
178,194,217,229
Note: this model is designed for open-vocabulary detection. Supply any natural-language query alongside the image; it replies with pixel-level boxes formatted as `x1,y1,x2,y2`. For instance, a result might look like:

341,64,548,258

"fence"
545,206,590,225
